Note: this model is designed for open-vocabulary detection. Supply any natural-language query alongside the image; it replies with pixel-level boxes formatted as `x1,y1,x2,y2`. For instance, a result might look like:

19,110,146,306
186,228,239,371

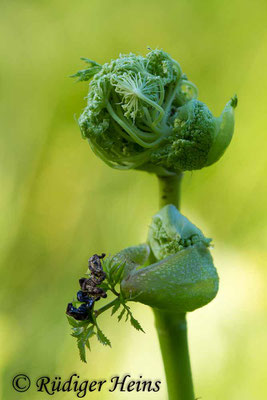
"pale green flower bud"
120,205,219,312
148,204,211,260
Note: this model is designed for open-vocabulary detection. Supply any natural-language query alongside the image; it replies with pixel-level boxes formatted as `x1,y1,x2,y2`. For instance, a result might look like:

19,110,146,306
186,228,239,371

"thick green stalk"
153,173,195,400
158,174,183,209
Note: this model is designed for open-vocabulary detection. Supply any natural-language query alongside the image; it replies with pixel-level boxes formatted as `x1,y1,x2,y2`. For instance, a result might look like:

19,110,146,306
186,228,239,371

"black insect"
76,290,95,305
79,278,107,300
88,253,106,280
66,253,107,321
78,253,107,300
66,302,92,321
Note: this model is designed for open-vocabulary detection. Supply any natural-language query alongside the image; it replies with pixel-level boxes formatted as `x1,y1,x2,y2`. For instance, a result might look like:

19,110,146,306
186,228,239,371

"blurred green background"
1,0,267,398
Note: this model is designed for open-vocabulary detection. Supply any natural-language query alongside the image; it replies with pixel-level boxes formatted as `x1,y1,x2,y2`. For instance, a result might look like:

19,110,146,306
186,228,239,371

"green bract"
121,244,219,312
120,205,219,312
74,49,237,174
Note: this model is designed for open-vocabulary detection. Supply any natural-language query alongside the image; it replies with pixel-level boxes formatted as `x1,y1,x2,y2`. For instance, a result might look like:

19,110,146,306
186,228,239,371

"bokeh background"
1,0,267,398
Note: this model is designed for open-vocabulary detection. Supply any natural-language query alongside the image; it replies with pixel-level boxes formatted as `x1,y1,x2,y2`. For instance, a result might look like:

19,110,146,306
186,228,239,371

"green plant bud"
149,96,237,172
206,95,238,166
120,205,218,312
149,99,216,171
74,49,237,174
120,243,219,312
148,204,211,260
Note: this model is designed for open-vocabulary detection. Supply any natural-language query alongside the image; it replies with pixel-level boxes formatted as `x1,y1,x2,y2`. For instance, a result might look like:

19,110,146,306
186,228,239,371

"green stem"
158,173,183,209
154,311,194,400
153,173,195,400
94,298,118,317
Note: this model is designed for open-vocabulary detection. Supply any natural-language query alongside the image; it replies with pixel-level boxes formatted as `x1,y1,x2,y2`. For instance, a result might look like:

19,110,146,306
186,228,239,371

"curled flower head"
73,49,236,175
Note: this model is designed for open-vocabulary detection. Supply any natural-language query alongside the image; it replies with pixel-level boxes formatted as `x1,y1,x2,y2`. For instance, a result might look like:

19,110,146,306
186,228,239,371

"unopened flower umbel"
73,49,237,175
